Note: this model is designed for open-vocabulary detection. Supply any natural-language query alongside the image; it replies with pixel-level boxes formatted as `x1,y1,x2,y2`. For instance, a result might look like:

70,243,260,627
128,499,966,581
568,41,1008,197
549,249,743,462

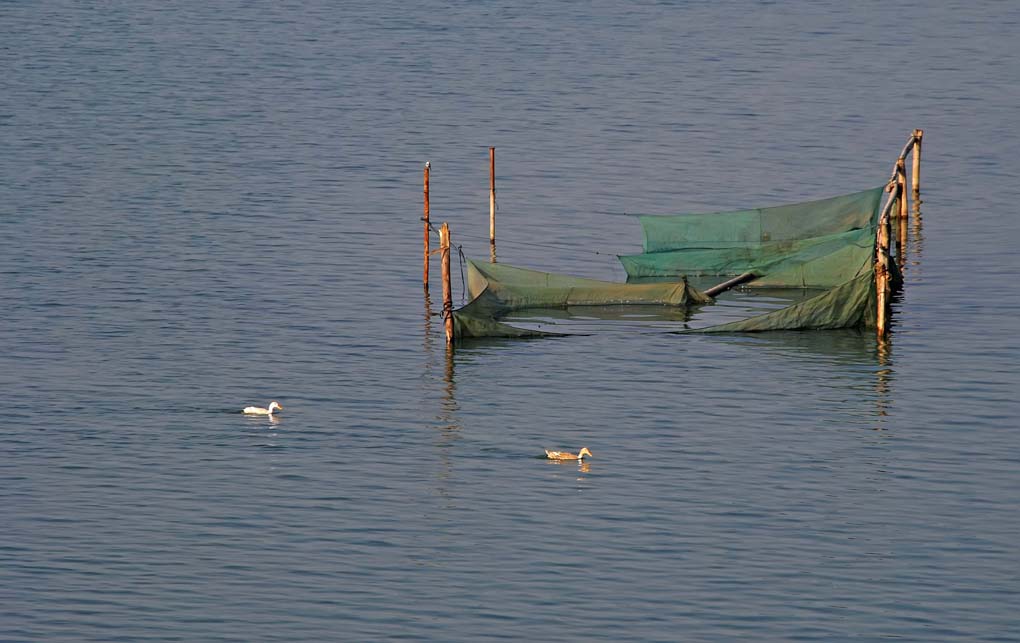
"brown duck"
544,447,593,461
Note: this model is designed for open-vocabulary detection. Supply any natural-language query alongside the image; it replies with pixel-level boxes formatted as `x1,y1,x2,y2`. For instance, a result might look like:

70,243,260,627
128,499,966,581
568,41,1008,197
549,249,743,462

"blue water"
3,1,1019,640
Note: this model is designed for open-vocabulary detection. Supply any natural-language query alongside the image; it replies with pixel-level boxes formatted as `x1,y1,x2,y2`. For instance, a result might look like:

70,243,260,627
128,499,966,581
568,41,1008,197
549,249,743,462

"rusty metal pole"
423,161,431,291
489,147,496,257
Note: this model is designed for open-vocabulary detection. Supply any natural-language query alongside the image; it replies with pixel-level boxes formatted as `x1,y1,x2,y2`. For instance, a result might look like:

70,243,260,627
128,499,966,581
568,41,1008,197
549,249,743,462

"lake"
2,1,1019,640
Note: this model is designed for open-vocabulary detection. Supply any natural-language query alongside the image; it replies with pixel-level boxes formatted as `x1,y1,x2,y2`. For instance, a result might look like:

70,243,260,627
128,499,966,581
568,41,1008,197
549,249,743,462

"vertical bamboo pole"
895,157,908,256
896,158,908,220
897,204,908,264
440,222,453,344
423,161,431,291
876,261,888,337
886,182,895,267
912,128,923,204
875,182,896,338
489,147,496,251
876,244,889,338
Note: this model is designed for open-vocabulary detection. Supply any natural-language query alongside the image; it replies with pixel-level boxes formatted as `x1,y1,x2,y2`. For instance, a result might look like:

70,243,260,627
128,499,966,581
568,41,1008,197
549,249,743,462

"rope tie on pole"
421,218,443,236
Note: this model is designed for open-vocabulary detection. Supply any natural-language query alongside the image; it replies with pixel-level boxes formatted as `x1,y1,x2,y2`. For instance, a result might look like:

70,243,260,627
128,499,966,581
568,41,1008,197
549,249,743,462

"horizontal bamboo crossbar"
703,272,758,297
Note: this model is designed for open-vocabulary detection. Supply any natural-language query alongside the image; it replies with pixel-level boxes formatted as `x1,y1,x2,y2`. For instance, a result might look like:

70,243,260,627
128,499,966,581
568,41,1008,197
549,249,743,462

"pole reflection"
910,201,924,274
439,344,459,431
422,292,462,498
423,291,435,347
873,333,893,427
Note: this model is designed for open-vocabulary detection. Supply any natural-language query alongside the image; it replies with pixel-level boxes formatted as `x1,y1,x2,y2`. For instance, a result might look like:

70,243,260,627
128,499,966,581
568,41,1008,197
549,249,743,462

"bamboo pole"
912,128,923,204
423,161,431,291
876,259,889,338
896,158,908,220
440,222,454,344
897,204,908,264
897,133,915,162
875,181,897,338
489,147,496,252
703,271,758,297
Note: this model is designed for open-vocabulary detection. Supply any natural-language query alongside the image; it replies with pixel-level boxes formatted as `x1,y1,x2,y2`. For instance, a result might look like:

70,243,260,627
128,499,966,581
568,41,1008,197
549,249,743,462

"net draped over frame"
450,186,891,339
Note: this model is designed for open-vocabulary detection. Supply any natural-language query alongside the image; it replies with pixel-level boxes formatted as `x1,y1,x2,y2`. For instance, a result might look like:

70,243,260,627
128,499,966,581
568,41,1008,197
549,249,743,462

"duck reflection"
545,458,592,475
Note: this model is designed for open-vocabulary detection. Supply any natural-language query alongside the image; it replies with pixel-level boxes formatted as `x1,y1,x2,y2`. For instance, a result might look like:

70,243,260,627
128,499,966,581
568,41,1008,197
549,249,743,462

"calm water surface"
3,1,1019,641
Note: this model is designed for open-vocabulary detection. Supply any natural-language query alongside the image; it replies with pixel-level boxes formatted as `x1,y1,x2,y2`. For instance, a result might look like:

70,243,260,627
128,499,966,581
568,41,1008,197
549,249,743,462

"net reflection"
715,329,896,430
506,303,695,336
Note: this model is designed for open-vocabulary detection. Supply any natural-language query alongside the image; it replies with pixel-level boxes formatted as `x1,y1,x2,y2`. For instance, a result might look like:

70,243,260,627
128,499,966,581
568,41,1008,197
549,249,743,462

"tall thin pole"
876,258,889,338
440,222,454,345
875,182,896,338
897,203,908,264
423,161,431,291
489,147,496,249
912,129,923,205
896,158,908,220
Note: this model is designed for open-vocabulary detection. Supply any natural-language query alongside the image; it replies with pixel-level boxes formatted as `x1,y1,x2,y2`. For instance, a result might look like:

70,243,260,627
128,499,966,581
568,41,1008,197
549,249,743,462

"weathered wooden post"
875,181,897,338
423,161,431,291
912,128,923,204
489,147,496,259
897,205,908,263
876,259,889,338
896,156,908,252
896,158,908,220
440,222,454,344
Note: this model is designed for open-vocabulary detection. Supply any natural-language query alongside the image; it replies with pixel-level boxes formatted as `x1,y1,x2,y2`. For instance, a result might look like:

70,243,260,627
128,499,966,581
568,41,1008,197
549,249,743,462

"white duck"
243,401,284,416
